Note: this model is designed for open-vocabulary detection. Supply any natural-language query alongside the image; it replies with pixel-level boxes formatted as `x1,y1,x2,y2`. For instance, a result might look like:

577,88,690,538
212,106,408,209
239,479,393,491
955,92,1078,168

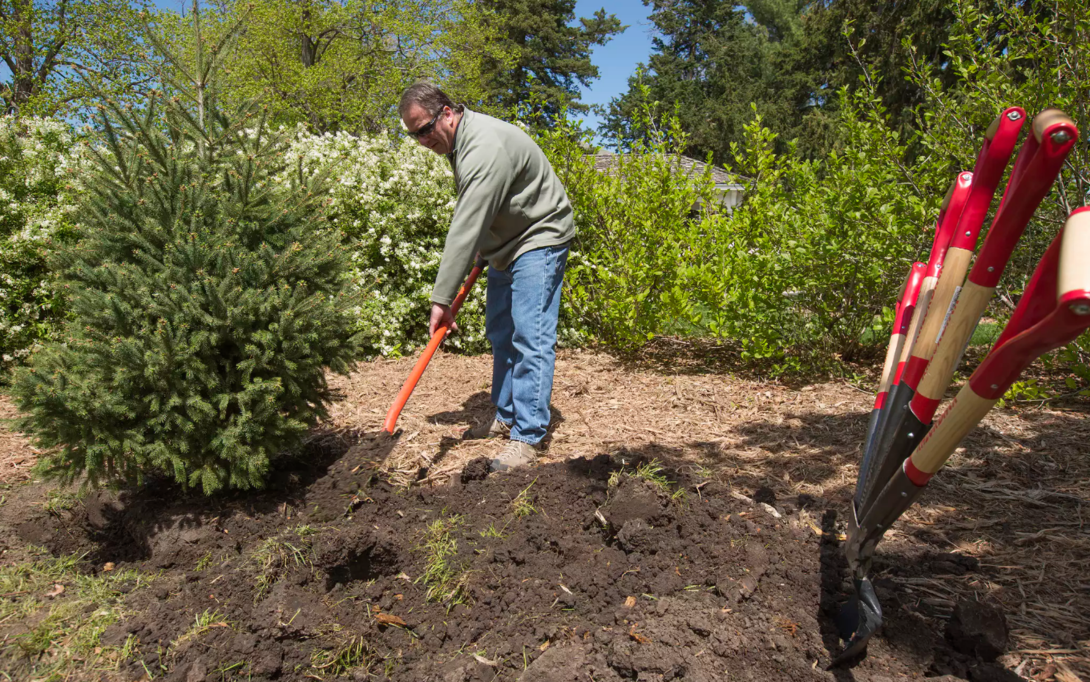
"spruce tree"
12,7,362,494
479,0,623,119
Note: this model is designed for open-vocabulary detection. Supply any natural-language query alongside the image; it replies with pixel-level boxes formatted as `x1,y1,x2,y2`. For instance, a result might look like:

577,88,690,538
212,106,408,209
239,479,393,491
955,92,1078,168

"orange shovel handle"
382,257,487,434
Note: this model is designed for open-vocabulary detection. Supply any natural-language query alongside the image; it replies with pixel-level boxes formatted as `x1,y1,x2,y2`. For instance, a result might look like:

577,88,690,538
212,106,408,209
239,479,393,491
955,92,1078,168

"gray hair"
398,82,464,119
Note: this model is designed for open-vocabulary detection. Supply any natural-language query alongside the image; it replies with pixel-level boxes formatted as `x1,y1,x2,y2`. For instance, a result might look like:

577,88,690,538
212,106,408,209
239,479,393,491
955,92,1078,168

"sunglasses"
406,109,444,139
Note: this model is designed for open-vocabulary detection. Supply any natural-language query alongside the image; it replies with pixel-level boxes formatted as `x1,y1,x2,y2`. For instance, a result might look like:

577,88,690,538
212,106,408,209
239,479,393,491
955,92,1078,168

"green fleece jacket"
431,108,575,305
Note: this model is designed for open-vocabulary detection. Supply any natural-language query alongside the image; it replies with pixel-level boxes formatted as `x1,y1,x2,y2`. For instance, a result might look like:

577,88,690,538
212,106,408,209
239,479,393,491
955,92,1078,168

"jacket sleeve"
431,145,514,305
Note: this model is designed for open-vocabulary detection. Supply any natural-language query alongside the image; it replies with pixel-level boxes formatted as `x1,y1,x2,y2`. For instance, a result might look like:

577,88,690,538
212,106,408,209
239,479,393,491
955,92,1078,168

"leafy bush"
13,66,362,493
0,117,85,374
539,107,720,350
683,95,933,372
540,90,933,373
279,130,486,356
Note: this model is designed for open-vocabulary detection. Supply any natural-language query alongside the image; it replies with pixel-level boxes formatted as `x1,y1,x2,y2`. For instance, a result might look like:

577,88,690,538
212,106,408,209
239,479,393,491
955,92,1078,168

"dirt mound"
1,435,1012,681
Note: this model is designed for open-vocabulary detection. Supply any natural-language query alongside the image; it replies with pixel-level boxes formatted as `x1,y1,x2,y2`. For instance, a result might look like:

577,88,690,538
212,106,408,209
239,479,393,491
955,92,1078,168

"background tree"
153,0,514,133
0,0,152,119
600,0,978,162
600,0,820,163
478,0,623,120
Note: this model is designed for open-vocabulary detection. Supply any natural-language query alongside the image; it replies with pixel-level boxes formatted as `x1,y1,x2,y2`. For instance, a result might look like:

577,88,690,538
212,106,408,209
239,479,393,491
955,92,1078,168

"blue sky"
573,1,656,133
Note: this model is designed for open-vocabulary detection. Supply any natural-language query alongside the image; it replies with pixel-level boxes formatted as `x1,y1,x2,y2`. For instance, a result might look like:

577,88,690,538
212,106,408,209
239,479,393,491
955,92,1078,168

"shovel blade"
831,577,882,666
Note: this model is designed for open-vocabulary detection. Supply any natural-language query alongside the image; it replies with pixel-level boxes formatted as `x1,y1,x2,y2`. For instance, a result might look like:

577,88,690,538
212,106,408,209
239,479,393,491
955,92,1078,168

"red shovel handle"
969,110,1077,288
382,256,488,434
948,107,1026,252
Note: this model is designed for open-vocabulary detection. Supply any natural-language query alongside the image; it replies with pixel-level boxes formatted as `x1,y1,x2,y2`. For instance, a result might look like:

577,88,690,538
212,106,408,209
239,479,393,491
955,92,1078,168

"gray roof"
588,152,738,186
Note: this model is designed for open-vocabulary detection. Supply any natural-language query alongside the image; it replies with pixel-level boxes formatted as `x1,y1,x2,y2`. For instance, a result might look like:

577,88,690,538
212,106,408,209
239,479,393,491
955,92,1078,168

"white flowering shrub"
279,130,487,357
0,117,85,374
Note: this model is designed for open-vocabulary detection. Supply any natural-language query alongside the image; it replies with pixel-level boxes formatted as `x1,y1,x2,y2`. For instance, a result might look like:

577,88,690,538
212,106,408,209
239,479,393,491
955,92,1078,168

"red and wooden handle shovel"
857,109,1076,520
856,173,972,508
835,207,1090,665
382,255,488,434
893,172,973,378
855,107,1026,516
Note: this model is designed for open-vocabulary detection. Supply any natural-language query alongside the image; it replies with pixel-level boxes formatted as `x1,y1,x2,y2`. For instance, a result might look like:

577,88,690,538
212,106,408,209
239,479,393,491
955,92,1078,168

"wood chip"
1056,662,1084,682
374,613,407,627
472,653,498,667
624,596,636,607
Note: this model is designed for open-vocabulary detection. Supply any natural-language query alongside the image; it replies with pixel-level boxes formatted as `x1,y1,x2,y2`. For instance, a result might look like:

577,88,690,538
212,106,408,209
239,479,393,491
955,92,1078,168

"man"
398,83,575,472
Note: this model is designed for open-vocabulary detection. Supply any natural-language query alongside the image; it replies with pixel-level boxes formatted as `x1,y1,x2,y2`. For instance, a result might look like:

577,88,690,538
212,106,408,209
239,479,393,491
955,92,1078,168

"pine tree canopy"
12,12,363,495
480,0,624,119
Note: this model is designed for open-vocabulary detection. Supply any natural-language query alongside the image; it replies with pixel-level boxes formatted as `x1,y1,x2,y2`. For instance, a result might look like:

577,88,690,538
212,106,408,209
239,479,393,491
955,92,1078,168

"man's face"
402,103,457,155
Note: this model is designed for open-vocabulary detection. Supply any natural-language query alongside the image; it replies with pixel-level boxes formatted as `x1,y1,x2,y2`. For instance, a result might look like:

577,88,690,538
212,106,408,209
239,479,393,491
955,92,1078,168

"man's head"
399,83,462,155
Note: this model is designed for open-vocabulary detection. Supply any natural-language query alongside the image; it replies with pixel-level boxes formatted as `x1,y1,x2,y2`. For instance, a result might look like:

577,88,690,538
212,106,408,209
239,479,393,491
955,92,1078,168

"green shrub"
0,117,85,375
540,90,932,373
278,130,486,357
683,94,933,372
12,25,362,494
538,102,721,350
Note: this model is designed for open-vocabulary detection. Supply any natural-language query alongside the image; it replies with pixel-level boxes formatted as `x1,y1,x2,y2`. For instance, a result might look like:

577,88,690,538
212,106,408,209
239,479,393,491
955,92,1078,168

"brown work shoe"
463,417,510,440
490,440,537,472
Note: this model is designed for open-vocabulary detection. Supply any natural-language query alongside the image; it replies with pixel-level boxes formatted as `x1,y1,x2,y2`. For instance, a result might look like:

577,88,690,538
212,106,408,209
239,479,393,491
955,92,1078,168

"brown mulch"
1,348,1088,678
0,396,34,484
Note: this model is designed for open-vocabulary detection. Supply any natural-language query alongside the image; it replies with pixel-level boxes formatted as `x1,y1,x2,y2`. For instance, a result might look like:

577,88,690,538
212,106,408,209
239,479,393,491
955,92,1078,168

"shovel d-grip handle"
849,208,1090,571
896,172,974,379
910,109,1078,423
382,255,488,434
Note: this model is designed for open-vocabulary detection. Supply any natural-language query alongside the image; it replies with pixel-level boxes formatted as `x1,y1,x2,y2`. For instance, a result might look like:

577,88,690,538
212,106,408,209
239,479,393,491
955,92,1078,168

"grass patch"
173,608,231,648
634,459,671,492
42,489,84,516
249,525,315,601
607,458,687,505
417,514,470,606
478,521,509,539
311,635,374,676
511,478,539,518
0,550,151,680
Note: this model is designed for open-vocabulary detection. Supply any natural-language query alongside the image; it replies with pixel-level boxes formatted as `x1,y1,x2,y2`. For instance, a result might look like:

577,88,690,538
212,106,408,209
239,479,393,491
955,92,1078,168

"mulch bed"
0,348,1087,681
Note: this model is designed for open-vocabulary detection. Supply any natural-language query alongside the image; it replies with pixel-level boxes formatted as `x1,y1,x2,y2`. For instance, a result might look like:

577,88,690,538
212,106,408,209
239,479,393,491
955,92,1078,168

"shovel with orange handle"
382,255,488,434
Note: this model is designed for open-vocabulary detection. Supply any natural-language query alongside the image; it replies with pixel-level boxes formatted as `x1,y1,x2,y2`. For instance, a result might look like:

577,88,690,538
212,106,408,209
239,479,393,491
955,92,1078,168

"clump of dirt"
0,432,1010,681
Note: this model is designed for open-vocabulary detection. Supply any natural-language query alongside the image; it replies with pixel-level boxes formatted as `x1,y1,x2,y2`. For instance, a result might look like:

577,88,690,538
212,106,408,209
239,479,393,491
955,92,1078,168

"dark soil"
0,429,1018,681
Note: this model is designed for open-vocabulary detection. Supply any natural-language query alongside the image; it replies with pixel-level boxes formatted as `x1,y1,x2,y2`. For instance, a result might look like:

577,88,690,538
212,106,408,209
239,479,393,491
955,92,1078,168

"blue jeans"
486,243,569,445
